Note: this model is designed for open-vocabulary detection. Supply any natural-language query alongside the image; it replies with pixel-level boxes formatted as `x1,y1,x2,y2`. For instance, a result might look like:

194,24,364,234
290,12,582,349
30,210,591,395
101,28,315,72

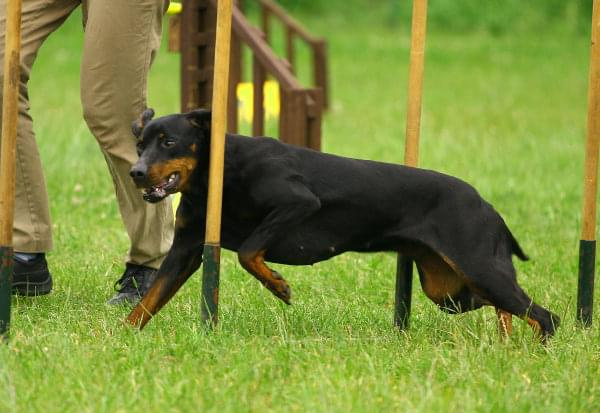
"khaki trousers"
0,0,174,269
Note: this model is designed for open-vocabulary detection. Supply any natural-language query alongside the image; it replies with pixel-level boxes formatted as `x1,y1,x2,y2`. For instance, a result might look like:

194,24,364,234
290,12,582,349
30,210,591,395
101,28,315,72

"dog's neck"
182,133,239,199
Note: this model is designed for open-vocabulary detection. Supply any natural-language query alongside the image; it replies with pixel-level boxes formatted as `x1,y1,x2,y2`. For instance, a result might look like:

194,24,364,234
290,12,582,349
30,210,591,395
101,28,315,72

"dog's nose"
130,165,147,182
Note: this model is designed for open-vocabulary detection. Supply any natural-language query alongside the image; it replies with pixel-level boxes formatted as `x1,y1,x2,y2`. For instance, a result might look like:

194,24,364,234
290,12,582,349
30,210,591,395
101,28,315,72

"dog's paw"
269,271,292,305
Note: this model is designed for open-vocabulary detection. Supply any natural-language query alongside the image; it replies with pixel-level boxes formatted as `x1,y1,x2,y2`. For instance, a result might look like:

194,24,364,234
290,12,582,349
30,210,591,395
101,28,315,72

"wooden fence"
172,0,328,150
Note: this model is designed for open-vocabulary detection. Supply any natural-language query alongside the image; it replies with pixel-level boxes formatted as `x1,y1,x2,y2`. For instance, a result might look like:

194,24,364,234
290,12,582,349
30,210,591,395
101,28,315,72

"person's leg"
0,0,79,295
80,0,174,304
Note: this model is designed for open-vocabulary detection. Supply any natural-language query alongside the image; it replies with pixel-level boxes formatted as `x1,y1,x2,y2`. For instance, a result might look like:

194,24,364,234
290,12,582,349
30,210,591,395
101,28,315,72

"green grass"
2,5,600,413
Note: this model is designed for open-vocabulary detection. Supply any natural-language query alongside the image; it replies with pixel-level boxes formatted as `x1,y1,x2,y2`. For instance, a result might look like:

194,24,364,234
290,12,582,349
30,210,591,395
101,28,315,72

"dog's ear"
185,109,211,132
132,108,155,139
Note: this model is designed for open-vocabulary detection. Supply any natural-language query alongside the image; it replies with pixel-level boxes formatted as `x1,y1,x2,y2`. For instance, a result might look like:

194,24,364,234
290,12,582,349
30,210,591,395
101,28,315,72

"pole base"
577,239,595,327
0,246,13,339
201,243,221,328
395,254,413,330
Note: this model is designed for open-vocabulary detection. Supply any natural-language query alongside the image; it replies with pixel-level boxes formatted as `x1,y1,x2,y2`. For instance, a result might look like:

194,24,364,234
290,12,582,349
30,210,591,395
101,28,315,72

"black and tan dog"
125,108,559,339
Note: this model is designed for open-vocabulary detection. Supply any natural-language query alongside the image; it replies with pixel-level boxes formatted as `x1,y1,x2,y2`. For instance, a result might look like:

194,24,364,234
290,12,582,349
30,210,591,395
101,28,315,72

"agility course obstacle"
0,0,22,339
201,0,234,326
175,0,327,326
577,0,600,327
176,0,325,149
0,1,594,335
258,0,329,109
394,0,428,330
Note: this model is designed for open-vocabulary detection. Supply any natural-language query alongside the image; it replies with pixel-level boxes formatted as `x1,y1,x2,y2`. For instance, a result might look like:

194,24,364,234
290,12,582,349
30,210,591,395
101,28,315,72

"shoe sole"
106,292,141,306
12,276,53,296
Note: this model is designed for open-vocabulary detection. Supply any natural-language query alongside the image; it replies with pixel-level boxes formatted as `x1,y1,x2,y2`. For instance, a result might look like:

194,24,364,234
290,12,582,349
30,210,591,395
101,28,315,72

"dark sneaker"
107,263,157,306
12,254,53,296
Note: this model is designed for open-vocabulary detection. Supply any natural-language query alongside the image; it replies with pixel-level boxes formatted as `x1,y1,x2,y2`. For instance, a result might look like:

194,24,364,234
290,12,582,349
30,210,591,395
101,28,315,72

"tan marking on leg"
238,250,291,304
126,277,167,329
526,317,542,336
496,308,513,339
401,243,464,304
400,241,495,317
419,261,465,304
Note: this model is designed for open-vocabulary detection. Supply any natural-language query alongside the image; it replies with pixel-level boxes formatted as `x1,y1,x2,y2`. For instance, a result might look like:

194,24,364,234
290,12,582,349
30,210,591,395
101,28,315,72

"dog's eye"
136,141,144,156
162,138,176,149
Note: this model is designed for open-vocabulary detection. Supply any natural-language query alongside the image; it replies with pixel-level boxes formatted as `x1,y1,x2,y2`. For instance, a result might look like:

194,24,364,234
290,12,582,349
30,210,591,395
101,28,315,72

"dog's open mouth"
143,172,180,203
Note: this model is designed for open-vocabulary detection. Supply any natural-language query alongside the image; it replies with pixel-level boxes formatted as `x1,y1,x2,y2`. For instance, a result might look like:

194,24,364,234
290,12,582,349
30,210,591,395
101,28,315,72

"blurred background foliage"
246,0,594,35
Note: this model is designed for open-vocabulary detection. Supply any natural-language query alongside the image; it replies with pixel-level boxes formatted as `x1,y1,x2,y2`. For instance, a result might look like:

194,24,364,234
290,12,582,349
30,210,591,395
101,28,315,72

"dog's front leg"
126,246,203,329
238,183,321,303
126,200,205,329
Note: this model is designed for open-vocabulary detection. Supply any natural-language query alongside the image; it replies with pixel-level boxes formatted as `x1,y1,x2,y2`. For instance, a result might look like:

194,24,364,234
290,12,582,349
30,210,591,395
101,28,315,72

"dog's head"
130,108,212,203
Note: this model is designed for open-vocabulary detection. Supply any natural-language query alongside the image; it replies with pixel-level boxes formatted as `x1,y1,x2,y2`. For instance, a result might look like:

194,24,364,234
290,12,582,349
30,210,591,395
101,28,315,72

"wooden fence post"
286,27,295,74
227,1,243,134
252,55,266,136
227,31,241,133
279,88,307,147
261,5,270,44
313,39,328,109
181,0,216,112
168,14,181,52
306,88,323,151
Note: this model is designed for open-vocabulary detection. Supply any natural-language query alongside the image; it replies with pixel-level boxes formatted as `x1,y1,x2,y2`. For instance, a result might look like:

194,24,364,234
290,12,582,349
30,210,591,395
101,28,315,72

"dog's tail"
507,228,529,261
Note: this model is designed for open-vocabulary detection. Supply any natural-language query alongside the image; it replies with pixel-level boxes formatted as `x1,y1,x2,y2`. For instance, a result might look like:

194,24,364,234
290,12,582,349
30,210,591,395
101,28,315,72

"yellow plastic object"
167,2,182,15
236,80,280,122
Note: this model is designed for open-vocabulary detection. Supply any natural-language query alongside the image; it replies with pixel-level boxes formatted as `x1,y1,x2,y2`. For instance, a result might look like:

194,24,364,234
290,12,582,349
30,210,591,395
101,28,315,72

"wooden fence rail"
258,0,329,108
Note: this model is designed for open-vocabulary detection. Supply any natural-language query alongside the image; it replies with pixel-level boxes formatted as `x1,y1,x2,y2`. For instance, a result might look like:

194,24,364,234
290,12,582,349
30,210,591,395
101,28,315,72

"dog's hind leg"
496,308,513,339
409,244,486,313
238,250,291,304
473,268,560,341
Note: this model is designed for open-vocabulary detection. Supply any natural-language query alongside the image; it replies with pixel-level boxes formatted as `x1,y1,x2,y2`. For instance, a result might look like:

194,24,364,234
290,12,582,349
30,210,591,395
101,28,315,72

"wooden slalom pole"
395,0,427,329
577,0,600,327
0,0,22,339
403,0,427,169
201,0,233,327
0,0,22,340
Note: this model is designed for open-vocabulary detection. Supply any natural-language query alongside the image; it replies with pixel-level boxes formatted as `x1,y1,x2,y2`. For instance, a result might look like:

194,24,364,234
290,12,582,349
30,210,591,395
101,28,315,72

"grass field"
2,4,600,412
